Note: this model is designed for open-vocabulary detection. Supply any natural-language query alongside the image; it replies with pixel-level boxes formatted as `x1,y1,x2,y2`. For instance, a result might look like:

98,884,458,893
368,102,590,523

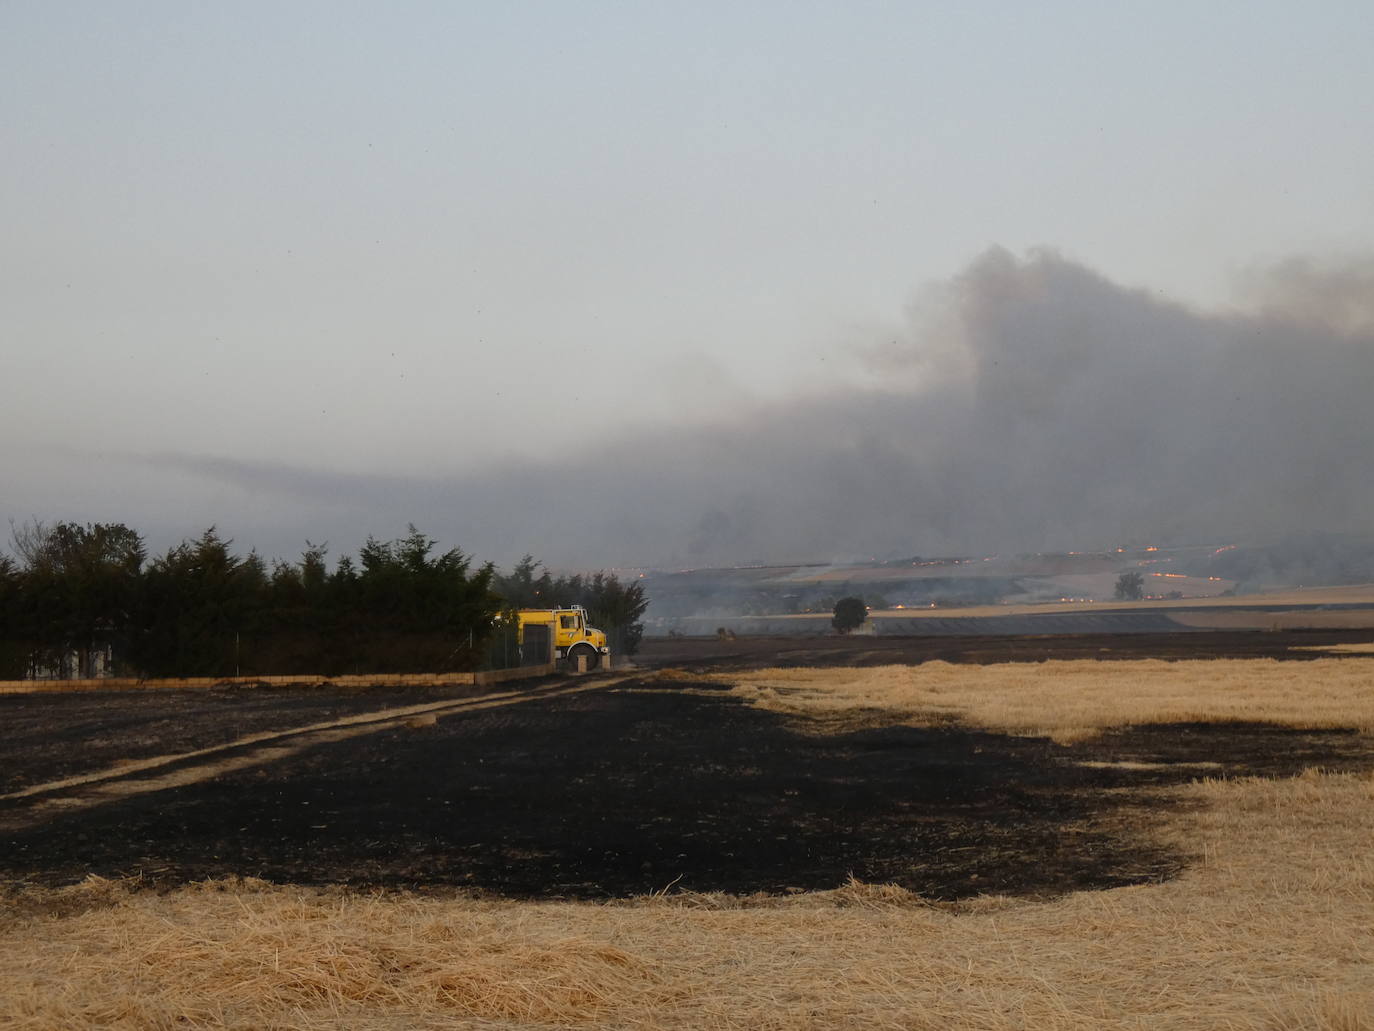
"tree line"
0,521,647,680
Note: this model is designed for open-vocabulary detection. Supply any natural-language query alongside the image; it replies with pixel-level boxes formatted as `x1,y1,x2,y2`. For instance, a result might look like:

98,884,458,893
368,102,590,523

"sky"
3,2,1373,569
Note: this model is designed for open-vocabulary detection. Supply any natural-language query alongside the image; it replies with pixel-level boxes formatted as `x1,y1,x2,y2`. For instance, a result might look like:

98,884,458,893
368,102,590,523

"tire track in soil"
0,677,629,832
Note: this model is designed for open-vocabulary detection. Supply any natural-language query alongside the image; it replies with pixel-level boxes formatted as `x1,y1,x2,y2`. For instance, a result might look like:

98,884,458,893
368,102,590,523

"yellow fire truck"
516,606,609,671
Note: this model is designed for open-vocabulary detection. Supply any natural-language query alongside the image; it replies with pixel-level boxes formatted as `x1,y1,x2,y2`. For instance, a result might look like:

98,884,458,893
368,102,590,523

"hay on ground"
721,657,1374,742
2,767,1372,1030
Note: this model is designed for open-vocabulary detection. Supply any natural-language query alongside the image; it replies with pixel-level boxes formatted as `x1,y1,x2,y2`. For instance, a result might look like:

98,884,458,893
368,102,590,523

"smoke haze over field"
99,249,1374,568
8,5,1374,572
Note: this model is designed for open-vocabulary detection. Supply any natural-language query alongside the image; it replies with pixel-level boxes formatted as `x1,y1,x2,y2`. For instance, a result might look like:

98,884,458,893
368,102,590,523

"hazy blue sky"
4,2,1373,566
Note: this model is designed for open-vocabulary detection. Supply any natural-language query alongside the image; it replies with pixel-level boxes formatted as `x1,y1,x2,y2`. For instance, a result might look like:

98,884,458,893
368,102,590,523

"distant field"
701,586,1374,635
639,627,1374,669
864,582,1374,619
1170,609,1374,629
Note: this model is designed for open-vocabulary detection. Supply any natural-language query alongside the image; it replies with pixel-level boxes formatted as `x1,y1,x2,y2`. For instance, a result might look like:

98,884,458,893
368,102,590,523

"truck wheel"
567,645,600,673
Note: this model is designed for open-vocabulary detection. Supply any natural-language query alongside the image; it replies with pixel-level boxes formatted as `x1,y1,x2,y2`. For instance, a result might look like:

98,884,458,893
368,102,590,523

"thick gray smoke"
146,248,1374,568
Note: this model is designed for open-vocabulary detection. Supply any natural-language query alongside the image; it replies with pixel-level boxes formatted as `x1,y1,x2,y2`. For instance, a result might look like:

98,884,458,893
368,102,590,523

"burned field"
4,634,1373,901
5,637,1374,1031
2,682,1175,897
639,625,1374,669
0,681,492,797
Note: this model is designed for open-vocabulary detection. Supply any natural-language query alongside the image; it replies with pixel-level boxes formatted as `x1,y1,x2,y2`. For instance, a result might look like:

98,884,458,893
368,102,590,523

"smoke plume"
138,248,1374,568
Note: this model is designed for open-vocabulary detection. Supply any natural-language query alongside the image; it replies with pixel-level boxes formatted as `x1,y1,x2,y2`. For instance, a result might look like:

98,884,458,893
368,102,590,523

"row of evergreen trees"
0,522,647,680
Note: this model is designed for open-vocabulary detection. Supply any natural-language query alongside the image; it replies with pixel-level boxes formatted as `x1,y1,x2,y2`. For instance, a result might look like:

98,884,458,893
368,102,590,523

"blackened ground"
637,628,1374,670
8,628,1366,796
5,679,1371,900
1069,722,1374,784
0,682,492,795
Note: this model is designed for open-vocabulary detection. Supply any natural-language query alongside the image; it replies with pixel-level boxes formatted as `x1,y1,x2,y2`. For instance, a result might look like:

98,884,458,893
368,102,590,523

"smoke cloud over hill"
146,248,1374,568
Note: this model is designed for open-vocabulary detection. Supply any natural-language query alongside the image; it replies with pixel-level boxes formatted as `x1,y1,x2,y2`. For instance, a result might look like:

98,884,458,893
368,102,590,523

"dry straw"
4,769,1371,1030
4,657,1373,1029
719,656,1374,742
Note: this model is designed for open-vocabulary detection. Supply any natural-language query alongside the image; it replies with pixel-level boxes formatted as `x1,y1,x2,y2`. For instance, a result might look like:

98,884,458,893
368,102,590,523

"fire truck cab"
516,605,609,671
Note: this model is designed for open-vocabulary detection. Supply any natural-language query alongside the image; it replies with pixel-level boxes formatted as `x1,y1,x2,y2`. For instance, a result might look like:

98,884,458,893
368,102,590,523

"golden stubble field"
3,656,1373,1030
720,655,1374,743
